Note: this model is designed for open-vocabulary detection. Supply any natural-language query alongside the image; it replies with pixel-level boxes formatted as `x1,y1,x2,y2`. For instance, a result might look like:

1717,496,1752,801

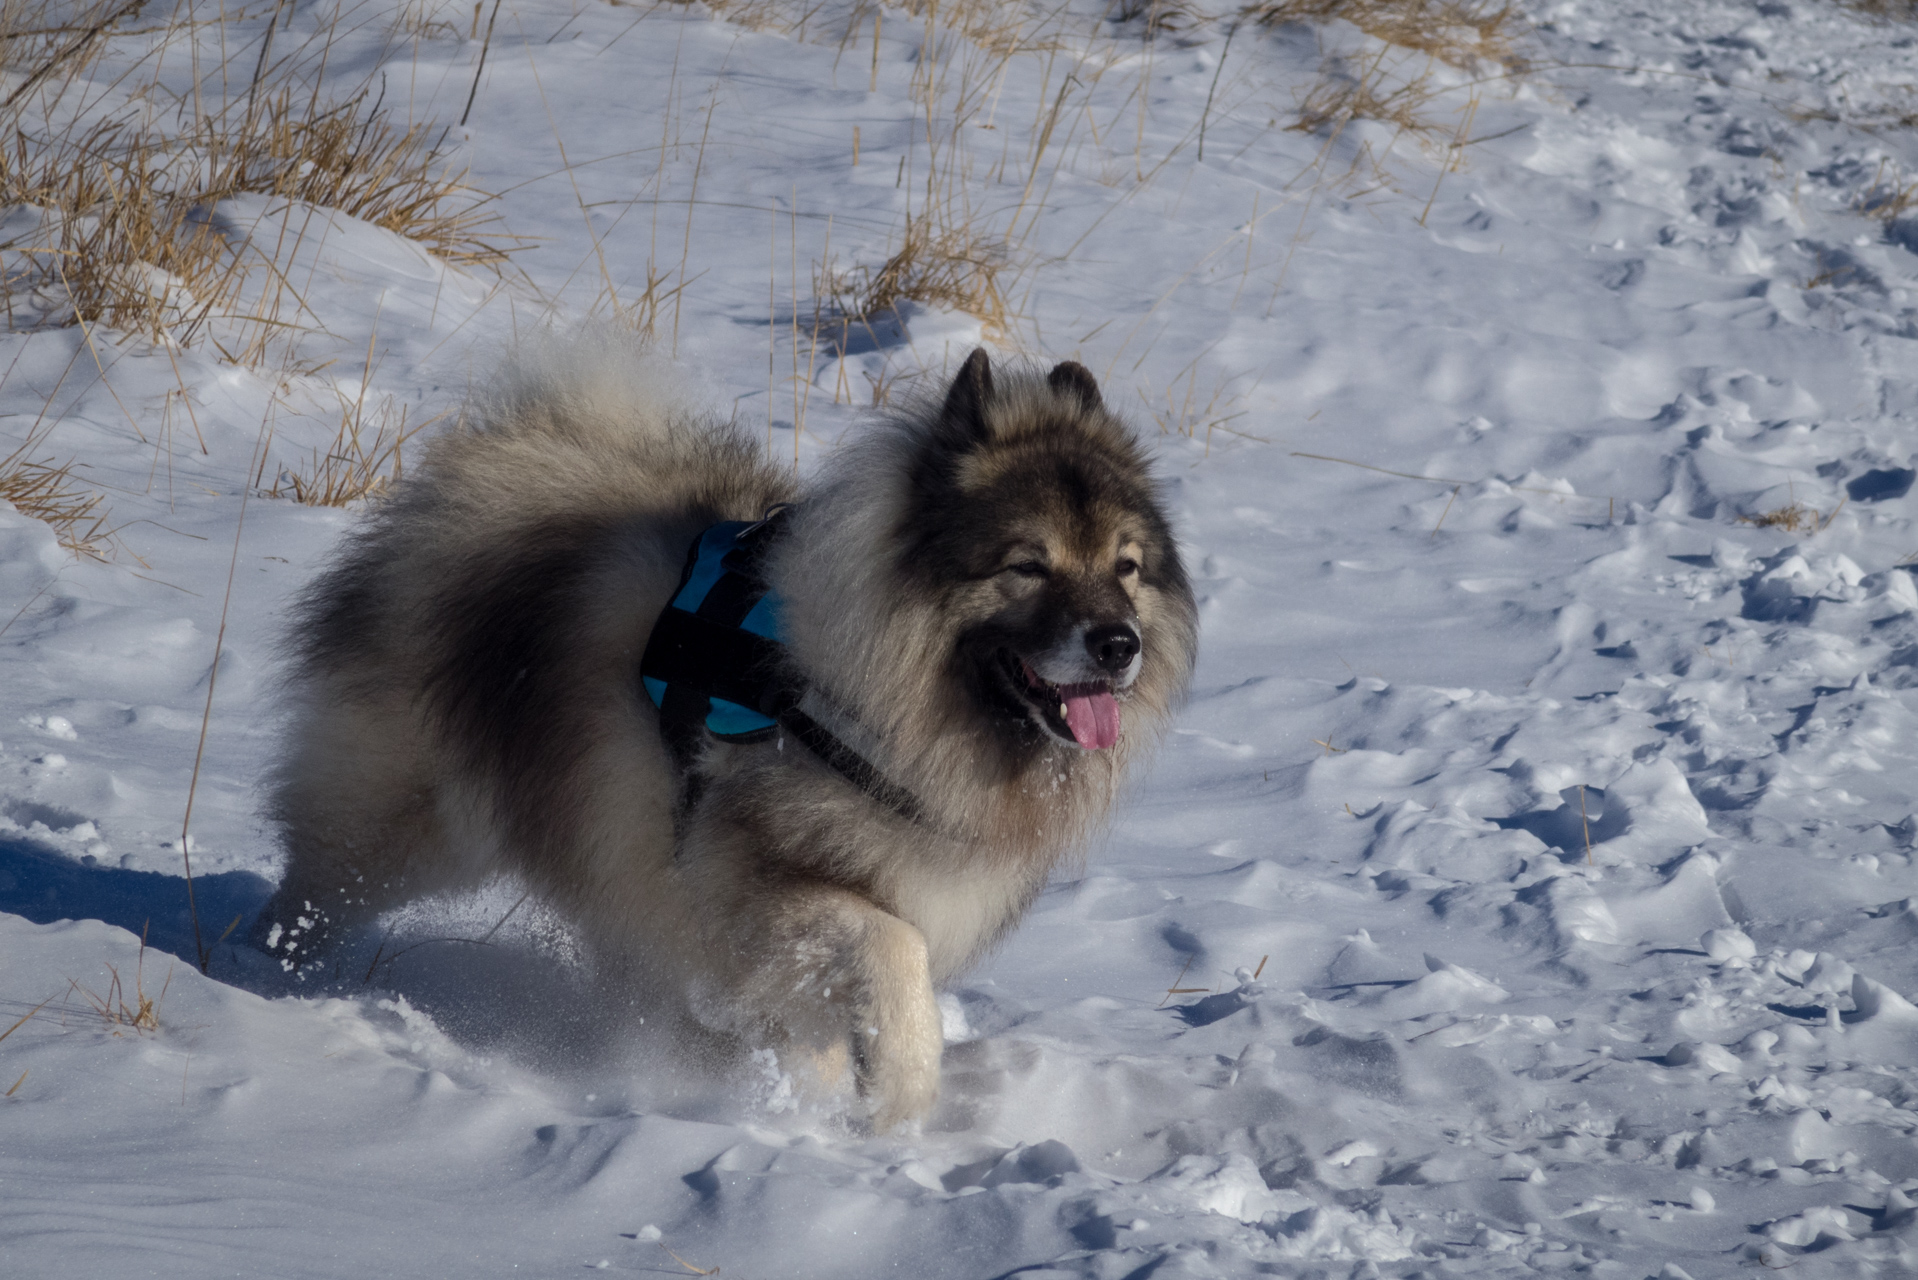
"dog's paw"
852,995,943,1133
859,1037,940,1134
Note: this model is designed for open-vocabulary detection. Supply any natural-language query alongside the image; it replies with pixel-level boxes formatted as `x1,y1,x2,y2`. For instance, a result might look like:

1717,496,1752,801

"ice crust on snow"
6,0,1918,1274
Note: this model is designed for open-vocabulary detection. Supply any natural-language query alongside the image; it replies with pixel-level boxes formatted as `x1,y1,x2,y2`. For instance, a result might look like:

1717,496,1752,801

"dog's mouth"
996,650,1121,750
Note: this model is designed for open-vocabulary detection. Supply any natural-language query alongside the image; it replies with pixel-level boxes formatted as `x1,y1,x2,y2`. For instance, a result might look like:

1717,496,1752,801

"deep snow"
5,0,1918,1275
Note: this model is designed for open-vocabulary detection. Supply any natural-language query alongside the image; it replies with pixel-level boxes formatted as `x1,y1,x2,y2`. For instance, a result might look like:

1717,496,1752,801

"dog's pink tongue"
1061,684,1120,749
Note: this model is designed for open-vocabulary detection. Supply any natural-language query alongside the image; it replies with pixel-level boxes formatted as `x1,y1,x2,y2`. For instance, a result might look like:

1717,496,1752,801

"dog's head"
899,349,1197,752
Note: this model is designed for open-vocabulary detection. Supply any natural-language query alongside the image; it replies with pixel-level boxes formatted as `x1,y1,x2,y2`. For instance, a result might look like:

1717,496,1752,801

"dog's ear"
937,347,995,448
1047,360,1102,414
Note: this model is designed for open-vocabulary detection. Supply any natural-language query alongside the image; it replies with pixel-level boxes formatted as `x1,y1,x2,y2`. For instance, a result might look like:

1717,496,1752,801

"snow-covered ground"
6,0,1918,1274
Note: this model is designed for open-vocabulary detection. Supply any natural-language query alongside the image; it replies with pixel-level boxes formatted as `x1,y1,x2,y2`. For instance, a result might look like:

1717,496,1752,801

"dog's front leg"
732,884,943,1132
840,903,943,1132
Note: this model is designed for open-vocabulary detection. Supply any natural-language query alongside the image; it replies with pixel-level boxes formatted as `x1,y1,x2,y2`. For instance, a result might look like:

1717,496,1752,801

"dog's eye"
1116,557,1139,577
1006,561,1049,578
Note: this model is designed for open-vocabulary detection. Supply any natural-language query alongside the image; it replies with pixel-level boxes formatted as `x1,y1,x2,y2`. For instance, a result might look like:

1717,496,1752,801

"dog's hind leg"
254,700,466,965
256,783,447,964
719,884,943,1132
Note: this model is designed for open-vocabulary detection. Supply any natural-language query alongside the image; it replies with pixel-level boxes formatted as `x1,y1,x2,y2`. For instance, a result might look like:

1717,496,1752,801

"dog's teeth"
1060,701,1069,718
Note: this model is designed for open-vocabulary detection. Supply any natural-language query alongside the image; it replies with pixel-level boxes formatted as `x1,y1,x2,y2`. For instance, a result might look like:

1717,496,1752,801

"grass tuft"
1110,0,1213,38
0,118,229,344
820,210,1010,338
0,3,512,358
1288,45,1448,142
1242,0,1525,70
0,0,137,100
1738,497,1844,534
1842,0,1918,20
0,101,509,350
1857,168,1918,225
66,928,170,1036
193,88,512,267
0,434,109,557
269,395,434,508
1138,361,1260,456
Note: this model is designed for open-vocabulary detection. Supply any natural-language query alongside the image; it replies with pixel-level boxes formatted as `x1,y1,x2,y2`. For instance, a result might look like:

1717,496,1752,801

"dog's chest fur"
877,851,1045,983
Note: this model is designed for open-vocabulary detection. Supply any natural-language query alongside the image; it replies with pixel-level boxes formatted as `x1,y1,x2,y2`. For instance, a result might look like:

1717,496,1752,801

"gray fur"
260,337,1198,1130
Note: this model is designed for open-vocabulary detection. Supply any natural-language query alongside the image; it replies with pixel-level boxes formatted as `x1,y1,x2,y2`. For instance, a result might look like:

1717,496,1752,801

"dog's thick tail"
470,328,708,452
405,329,791,534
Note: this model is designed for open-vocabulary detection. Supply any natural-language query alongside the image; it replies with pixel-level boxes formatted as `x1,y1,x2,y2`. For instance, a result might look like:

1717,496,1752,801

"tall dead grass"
268,395,430,507
0,118,231,343
800,1,1122,344
68,934,169,1035
1857,167,1918,222
1139,359,1261,456
0,100,507,349
193,88,509,266
0,433,108,556
0,0,137,97
1843,0,1918,20
1738,496,1845,534
392,0,467,42
1245,0,1527,205
0,2,510,357
0,0,521,551
1242,0,1525,71
716,0,1071,57
819,209,1010,337
1288,44,1448,141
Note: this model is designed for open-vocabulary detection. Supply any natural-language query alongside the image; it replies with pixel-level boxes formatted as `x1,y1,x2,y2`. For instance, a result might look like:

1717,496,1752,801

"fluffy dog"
258,340,1197,1129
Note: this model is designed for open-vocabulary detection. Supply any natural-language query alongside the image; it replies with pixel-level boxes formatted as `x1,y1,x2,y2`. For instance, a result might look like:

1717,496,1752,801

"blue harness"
639,509,926,825
640,516,787,742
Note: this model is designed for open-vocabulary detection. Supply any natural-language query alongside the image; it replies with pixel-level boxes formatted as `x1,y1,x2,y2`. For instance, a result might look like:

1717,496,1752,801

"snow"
5,0,1918,1273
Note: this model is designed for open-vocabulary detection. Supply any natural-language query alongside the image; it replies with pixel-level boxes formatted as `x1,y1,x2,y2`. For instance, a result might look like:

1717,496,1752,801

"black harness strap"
767,692,927,827
640,508,929,828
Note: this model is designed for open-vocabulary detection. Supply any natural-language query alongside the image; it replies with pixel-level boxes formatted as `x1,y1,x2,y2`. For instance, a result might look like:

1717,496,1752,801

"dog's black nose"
1085,623,1141,674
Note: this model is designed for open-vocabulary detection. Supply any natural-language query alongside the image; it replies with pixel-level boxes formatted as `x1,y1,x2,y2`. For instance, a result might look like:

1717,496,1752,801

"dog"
257,339,1197,1130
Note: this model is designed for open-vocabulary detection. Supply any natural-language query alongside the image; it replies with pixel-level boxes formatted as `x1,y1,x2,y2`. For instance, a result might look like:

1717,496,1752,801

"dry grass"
820,211,1010,337
625,0,1119,365
1289,45,1447,140
585,268,697,341
0,96,509,349
193,88,510,267
0,990,49,1098
903,0,1077,55
0,0,137,96
1738,497,1845,533
0,118,233,343
815,0,1130,344
268,394,434,507
719,0,1073,57
0,1,204,344
65,932,170,1036
1843,0,1918,20
1794,94,1918,133
785,1,1096,352
0,1,511,357
392,0,467,42
1856,167,1918,223
1109,0,1212,38
1138,360,1260,455
1242,0,1525,70
1248,0,1525,181
0,433,109,557
0,993,49,1044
